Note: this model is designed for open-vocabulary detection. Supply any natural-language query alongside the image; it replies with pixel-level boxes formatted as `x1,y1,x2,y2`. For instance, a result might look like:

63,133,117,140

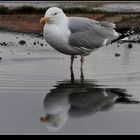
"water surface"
0,32,140,134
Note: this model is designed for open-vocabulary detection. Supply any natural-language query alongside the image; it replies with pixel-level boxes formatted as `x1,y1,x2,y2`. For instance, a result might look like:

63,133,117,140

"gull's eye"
53,13,58,16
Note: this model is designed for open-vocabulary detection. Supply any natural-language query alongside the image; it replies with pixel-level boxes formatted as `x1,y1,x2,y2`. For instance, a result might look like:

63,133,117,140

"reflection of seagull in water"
40,78,138,132
40,7,120,73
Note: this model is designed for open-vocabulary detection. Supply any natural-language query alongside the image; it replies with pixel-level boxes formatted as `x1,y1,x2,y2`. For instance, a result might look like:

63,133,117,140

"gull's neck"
60,17,69,28
53,16,69,28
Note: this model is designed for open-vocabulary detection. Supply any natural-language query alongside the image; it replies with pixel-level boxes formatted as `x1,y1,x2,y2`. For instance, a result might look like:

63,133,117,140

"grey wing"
69,30,105,51
68,17,119,50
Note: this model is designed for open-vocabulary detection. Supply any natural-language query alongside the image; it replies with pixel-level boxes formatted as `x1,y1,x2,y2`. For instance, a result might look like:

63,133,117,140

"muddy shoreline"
0,13,140,36
0,14,105,35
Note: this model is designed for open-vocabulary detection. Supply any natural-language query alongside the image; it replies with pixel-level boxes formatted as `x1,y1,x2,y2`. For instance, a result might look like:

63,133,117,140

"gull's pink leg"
71,56,75,69
80,56,84,70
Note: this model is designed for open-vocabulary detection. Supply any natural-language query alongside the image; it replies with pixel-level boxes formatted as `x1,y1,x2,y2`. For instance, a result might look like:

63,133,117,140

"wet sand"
0,32,140,134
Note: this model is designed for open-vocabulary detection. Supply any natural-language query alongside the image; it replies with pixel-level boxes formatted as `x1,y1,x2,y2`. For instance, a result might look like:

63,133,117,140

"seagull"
40,7,119,71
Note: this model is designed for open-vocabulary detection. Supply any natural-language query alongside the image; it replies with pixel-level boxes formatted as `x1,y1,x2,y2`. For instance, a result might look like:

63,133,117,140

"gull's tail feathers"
110,28,135,44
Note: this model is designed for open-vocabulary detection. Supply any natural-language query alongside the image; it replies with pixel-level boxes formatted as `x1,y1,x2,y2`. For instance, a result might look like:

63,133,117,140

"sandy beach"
0,32,140,134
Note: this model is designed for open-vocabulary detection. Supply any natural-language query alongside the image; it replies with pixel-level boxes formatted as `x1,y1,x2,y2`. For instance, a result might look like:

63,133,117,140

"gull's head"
40,113,69,132
40,7,66,24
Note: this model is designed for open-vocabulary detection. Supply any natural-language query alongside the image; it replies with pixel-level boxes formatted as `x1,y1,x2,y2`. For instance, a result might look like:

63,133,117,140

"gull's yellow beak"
40,16,48,24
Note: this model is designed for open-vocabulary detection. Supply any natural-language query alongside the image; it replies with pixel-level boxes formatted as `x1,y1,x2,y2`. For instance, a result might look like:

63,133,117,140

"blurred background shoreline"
0,1,140,35
1,1,140,11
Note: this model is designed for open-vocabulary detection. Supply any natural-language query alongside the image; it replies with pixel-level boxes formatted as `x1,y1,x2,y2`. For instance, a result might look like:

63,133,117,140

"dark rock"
0,42,8,46
19,40,26,45
0,57,2,60
40,43,43,46
115,53,121,57
128,43,133,49
3,42,8,46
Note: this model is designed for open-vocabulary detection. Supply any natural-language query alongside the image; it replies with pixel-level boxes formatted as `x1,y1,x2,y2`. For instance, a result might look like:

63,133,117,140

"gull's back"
68,17,119,51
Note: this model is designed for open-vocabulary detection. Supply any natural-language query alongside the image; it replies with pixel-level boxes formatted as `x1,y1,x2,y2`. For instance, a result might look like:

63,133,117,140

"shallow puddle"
0,32,140,134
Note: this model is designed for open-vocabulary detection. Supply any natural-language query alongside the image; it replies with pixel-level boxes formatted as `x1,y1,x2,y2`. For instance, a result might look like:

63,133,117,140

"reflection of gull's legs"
70,56,75,82
80,56,85,82
80,66,84,82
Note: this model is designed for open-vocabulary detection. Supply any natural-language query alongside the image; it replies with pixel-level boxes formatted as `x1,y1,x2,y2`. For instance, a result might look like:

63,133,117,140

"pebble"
0,42,8,46
128,43,133,49
115,53,121,57
19,40,26,45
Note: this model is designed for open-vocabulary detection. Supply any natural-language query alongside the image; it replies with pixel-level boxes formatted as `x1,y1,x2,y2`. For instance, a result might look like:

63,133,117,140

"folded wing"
68,17,119,50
